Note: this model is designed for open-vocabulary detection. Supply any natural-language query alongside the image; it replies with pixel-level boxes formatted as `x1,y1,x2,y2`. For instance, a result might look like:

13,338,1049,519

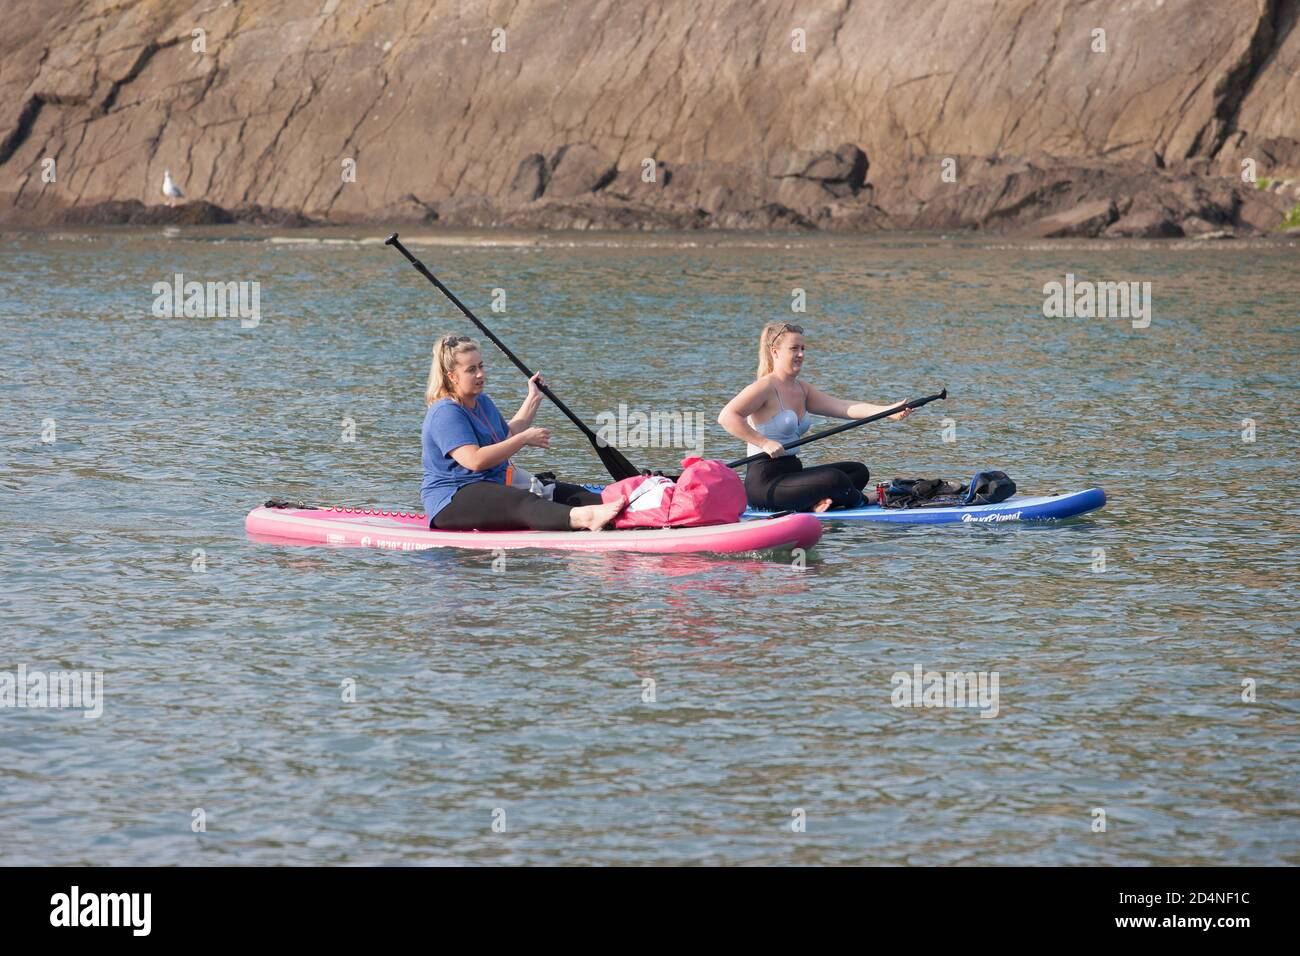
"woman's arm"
449,427,549,472
804,382,912,421
507,373,545,436
717,378,787,457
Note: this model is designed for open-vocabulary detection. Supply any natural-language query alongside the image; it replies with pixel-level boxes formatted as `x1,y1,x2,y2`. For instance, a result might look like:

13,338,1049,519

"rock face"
1024,200,1119,240
1,0,1298,233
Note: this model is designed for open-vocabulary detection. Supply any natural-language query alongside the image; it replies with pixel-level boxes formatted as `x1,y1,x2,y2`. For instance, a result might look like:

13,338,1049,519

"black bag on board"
878,471,1016,508
963,470,1017,505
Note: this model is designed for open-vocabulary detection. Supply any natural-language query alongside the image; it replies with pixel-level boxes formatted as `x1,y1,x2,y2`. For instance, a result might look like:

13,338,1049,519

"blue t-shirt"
421,395,511,518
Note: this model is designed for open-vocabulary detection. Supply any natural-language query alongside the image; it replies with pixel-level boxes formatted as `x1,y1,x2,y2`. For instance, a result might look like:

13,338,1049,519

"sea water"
1,227,1296,864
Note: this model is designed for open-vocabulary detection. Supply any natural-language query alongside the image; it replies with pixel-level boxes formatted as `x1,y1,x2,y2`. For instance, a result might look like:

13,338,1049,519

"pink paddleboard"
245,504,822,555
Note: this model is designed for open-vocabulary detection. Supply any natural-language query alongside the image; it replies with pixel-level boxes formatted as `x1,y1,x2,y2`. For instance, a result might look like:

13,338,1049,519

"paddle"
726,388,948,468
385,233,642,482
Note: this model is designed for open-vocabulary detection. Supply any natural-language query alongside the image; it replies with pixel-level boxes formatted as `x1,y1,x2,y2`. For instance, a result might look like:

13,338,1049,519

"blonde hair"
426,334,482,404
756,322,805,378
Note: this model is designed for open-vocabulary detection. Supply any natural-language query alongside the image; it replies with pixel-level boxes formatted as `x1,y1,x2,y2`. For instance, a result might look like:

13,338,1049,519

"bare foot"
569,495,627,531
812,498,834,513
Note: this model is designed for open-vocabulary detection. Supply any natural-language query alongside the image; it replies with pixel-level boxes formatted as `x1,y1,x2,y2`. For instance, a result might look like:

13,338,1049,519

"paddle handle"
726,388,948,468
385,233,601,442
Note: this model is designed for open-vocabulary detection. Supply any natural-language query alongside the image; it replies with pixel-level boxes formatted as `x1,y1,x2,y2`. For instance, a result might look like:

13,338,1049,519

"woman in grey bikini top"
718,322,913,512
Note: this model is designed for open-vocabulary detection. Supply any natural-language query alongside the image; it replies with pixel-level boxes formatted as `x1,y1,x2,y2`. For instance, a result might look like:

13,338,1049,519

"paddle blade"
595,440,641,482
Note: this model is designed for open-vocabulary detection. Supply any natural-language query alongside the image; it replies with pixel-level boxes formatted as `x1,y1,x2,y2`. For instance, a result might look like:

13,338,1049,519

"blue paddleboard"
742,488,1107,523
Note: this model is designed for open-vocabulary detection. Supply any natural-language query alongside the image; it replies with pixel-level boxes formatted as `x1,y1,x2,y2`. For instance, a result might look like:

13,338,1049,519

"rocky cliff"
2,0,1298,235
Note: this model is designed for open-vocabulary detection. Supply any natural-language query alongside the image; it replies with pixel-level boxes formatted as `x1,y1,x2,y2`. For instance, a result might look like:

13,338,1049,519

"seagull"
162,169,184,206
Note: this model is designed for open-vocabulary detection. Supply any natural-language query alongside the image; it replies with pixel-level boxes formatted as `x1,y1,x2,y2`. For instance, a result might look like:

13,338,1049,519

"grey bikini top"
746,383,813,457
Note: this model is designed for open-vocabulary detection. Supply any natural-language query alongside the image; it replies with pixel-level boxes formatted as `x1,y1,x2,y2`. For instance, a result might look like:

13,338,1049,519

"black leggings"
745,457,870,512
431,480,602,531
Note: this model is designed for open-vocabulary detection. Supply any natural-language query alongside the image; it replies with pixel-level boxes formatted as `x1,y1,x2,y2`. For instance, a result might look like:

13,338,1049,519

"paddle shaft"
385,235,603,441
726,388,948,468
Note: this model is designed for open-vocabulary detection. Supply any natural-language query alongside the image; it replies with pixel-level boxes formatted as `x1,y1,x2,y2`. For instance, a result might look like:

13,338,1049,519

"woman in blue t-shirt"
421,334,627,531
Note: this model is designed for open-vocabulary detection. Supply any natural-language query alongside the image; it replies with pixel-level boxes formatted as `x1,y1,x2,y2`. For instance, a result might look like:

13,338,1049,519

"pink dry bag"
600,457,747,529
